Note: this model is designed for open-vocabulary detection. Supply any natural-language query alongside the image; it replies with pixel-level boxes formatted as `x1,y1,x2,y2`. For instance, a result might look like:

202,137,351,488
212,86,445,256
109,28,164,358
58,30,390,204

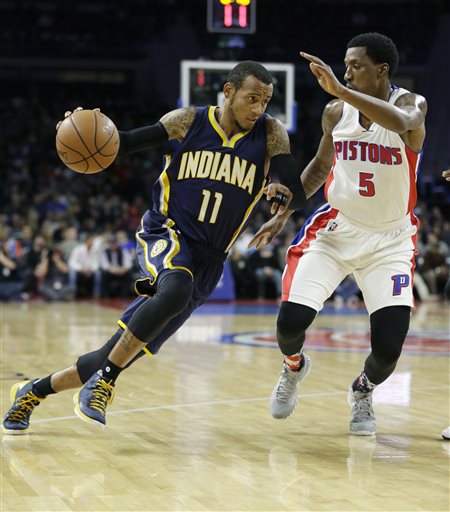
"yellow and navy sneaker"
73,371,115,427
3,379,45,435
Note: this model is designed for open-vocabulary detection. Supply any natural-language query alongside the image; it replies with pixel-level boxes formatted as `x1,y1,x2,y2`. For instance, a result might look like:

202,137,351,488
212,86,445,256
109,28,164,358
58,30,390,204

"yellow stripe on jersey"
163,219,194,279
208,106,250,148
225,181,267,252
135,217,158,284
159,155,172,216
117,320,154,357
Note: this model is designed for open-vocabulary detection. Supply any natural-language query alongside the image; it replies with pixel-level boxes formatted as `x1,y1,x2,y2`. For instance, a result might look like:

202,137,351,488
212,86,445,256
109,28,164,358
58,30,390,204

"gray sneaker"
348,387,376,435
270,354,312,419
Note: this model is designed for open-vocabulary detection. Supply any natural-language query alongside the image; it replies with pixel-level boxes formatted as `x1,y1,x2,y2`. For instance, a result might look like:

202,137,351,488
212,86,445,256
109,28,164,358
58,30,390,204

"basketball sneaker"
270,354,312,419
348,387,376,435
73,371,115,427
3,379,45,435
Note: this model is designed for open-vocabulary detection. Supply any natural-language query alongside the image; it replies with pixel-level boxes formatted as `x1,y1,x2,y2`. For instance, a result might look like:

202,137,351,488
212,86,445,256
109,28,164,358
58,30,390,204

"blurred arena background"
1,0,449,303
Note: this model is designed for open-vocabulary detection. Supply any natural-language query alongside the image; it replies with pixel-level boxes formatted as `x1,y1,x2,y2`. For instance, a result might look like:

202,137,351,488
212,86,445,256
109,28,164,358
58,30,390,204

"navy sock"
99,359,122,381
33,375,56,397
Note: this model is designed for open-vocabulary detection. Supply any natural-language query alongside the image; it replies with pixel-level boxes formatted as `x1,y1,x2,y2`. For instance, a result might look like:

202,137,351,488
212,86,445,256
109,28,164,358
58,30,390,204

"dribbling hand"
56,107,100,131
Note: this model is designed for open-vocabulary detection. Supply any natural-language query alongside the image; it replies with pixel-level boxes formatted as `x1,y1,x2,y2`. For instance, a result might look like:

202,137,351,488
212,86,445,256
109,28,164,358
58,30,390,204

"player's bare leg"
51,366,83,391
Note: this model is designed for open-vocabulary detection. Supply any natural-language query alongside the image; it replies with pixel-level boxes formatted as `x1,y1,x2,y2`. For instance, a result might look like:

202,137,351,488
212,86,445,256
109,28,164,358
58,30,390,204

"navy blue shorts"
118,210,226,355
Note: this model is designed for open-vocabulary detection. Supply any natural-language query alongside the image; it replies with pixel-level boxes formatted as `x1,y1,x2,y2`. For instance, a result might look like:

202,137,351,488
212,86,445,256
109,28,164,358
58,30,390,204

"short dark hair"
227,61,273,90
347,32,399,78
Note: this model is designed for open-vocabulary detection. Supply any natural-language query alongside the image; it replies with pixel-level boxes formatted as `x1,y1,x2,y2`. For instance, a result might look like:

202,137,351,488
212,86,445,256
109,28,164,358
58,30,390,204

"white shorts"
282,204,419,315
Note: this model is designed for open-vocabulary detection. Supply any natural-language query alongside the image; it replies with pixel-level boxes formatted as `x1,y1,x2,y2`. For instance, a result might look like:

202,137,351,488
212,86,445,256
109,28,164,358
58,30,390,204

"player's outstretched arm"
300,51,427,135
118,107,197,155
56,106,197,156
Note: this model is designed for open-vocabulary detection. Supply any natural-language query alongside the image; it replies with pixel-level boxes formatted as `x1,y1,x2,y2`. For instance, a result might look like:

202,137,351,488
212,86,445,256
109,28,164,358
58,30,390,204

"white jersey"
325,86,422,227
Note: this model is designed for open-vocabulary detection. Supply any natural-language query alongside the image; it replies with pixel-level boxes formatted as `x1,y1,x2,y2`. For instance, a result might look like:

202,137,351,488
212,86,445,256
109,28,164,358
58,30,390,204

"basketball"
55,109,120,174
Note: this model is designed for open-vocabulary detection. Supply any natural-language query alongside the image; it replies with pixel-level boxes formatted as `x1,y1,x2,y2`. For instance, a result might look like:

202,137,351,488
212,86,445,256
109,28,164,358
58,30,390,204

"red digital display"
207,0,256,34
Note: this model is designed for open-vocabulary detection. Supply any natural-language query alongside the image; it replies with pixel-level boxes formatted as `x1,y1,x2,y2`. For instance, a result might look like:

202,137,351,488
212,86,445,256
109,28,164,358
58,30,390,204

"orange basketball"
55,109,120,174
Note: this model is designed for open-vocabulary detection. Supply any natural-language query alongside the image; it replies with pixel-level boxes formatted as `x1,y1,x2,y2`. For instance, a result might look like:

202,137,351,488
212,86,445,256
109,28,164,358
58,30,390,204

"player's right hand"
300,52,344,98
56,107,100,131
442,169,450,182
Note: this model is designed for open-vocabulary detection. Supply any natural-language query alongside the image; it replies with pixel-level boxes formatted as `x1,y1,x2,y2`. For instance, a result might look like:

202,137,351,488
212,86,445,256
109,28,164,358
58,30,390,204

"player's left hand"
263,183,292,215
442,169,450,182
248,212,290,250
300,52,345,97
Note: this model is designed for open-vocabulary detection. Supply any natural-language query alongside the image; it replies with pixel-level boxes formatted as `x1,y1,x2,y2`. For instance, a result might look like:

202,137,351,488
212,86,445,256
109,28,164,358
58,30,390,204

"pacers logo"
151,239,168,257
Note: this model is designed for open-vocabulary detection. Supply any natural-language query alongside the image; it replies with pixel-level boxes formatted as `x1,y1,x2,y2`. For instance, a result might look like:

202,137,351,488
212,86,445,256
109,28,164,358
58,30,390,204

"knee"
277,302,317,354
156,271,193,314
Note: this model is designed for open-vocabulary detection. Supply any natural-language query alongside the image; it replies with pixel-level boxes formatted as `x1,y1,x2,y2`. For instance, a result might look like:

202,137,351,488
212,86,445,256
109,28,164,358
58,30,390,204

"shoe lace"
89,379,115,414
7,392,43,422
353,395,374,421
275,367,298,402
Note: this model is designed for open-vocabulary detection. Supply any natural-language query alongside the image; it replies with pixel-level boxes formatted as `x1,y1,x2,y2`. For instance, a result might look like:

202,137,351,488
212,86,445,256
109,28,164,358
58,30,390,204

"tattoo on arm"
160,107,196,140
266,118,291,158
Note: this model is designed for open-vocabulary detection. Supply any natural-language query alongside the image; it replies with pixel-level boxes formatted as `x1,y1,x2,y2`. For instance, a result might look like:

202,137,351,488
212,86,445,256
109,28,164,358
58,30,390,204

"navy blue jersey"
152,106,268,253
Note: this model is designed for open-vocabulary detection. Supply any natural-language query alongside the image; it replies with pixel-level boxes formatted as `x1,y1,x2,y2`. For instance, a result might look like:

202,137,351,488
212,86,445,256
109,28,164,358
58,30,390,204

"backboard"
180,60,296,132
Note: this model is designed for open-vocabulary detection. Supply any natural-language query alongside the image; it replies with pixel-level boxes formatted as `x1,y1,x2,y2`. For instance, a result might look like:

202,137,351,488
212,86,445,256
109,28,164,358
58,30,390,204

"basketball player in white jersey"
250,33,427,435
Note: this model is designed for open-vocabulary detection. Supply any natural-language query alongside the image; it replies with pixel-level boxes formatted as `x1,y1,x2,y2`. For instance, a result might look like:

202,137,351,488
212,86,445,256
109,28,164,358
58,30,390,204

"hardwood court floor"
1,300,449,512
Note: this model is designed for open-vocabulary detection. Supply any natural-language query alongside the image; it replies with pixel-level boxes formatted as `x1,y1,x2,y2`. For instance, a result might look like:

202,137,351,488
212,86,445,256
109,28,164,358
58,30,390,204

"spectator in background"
116,230,135,254
229,229,256,299
247,244,283,300
0,233,27,301
60,226,79,261
100,235,133,298
35,244,75,301
440,220,450,248
229,246,255,299
23,234,47,295
68,232,102,298
421,240,449,298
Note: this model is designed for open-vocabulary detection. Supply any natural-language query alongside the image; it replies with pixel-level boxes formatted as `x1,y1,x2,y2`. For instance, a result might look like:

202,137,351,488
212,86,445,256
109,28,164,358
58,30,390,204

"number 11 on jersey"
198,189,223,223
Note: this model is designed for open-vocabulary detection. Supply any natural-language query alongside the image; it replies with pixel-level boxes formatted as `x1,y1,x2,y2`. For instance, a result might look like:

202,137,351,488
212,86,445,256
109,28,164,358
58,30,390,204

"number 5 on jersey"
359,172,375,197
198,189,223,223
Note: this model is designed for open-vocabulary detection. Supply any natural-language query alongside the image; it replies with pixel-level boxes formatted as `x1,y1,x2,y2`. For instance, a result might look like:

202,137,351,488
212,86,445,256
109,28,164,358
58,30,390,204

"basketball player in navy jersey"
3,61,311,433
250,33,428,435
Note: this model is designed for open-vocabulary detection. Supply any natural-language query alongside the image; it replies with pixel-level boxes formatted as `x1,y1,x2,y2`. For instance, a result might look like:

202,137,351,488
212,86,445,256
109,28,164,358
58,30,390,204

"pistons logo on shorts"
151,239,168,257
391,274,410,296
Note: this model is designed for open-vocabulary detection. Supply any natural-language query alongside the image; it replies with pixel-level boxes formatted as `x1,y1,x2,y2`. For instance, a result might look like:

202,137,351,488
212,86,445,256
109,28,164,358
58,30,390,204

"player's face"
228,76,273,130
343,47,386,96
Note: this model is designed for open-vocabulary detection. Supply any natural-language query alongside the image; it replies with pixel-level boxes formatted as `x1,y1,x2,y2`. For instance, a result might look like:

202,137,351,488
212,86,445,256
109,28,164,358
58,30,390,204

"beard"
229,100,247,131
